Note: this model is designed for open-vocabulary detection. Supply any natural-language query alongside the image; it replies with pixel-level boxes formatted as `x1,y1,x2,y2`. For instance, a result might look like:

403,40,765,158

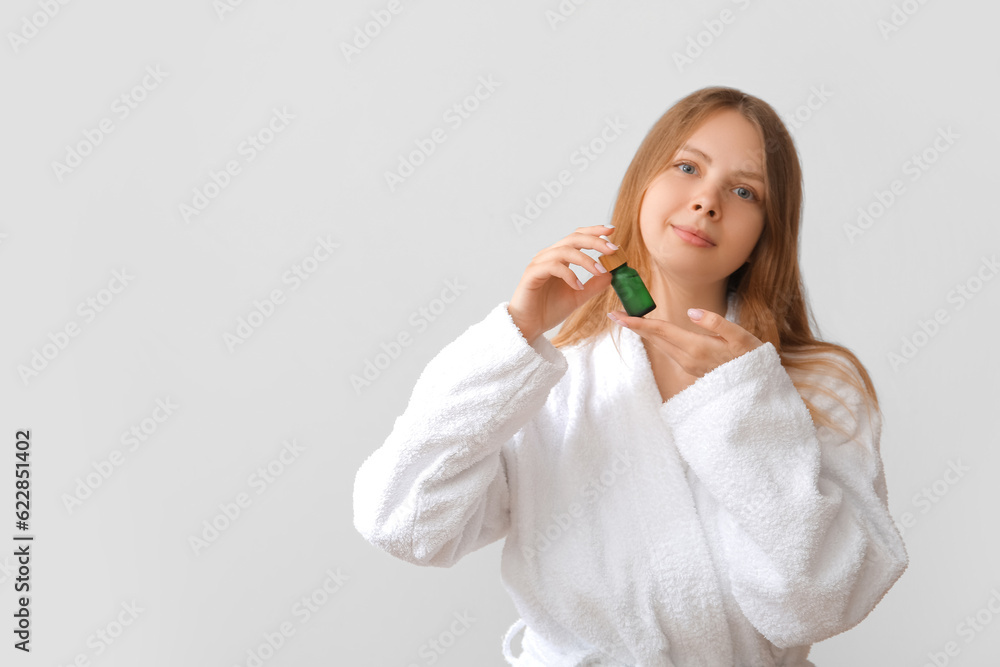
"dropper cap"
598,250,628,272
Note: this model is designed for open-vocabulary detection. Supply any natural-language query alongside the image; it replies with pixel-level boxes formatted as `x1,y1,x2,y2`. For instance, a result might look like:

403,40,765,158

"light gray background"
2,1,997,665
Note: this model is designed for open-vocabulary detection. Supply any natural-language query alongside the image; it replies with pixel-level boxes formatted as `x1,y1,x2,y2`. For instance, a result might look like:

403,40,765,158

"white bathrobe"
353,291,909,666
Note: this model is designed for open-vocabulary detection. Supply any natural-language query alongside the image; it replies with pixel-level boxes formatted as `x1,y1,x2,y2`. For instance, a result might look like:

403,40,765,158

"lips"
671,224,715,247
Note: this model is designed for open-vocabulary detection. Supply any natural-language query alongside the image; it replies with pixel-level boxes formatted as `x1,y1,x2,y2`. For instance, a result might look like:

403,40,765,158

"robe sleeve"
352,301,568,568
660,341,909,648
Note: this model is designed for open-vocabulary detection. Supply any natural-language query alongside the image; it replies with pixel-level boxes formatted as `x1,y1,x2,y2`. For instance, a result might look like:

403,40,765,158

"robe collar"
600,290,741,410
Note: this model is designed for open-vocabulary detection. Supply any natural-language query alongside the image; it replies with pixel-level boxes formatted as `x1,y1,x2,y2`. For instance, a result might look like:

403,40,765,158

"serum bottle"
599,250,656,317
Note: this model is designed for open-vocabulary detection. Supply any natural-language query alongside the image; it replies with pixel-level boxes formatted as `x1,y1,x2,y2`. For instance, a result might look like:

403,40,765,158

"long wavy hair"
549,86,879,437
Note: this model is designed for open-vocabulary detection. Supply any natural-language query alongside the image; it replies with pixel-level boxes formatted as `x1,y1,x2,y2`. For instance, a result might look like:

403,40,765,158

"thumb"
581,271,613,297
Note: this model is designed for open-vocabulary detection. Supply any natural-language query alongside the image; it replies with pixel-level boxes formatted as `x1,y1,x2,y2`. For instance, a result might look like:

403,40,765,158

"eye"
675,162,761,203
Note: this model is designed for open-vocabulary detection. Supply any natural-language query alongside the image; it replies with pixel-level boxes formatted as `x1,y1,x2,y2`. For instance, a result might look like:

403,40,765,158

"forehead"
681,110,766,176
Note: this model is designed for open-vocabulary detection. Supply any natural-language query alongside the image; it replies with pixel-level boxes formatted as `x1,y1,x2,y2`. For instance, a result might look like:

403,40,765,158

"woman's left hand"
607,307,764,378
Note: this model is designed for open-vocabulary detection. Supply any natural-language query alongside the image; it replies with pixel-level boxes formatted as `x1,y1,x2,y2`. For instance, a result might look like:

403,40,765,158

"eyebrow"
678,145,765,184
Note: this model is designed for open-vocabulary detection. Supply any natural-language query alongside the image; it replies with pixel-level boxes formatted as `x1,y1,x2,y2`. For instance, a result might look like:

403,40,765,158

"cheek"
639,189,674,224
738,220,765,253
721,219,762,254
637,198,661,229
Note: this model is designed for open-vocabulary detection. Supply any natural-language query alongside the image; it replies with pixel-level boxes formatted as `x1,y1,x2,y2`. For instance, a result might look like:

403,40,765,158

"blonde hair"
550,86,879,438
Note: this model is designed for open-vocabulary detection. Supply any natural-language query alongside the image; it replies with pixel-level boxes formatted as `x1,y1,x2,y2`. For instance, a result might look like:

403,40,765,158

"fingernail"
688,308,703,320
608,312,628,327
606,242,619,250
594,261,607,274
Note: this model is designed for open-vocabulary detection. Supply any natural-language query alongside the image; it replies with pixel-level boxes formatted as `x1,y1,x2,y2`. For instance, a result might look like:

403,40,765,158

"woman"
353,86,909,666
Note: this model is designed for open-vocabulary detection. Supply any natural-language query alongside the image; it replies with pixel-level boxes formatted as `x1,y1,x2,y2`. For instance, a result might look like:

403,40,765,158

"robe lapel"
586,291,741,663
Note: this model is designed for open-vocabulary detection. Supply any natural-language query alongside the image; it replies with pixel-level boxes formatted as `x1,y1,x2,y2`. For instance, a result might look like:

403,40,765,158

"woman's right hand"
507,225,618,345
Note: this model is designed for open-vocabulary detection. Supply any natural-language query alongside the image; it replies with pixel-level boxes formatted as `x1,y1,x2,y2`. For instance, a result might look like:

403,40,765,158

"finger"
542,259,587,291
608,310,698,346
537,245,613,279
553,228,619,256
579,271,613,299
566,225,616,241
685,308,733,340
609,310,690,359
565,234,619,258
577,224,616,235
624,310,725,350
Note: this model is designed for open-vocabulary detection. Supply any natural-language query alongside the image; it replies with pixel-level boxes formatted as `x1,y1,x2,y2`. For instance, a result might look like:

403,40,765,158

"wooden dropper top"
598,249,628,272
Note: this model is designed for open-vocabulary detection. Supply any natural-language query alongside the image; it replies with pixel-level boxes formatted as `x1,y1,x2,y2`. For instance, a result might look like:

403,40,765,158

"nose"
693,203,716,218
690,185,719,218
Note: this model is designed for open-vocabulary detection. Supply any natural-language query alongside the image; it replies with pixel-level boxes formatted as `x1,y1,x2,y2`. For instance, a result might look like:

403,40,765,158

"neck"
642,270,729,332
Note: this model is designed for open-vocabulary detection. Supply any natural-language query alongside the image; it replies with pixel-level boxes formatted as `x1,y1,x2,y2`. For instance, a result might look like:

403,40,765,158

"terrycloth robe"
352,291,909,666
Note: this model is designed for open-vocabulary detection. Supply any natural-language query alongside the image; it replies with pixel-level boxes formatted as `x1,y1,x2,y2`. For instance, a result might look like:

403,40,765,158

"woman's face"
638,108,766,285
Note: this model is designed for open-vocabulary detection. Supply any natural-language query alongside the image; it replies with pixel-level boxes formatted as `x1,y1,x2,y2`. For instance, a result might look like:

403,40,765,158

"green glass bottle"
599,250,656,317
